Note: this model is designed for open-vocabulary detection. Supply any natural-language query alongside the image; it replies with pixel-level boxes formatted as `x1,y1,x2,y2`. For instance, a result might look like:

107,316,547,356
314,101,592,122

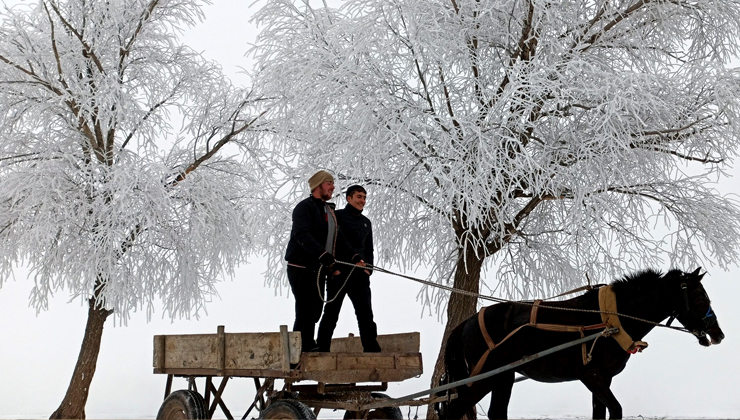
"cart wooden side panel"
299,352,422,383
298,332,423,383
329,332,420,353
153,326,301,374
153,327,423,384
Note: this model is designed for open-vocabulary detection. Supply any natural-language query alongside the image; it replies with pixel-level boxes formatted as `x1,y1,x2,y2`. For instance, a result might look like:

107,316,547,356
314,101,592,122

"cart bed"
153,326,422,384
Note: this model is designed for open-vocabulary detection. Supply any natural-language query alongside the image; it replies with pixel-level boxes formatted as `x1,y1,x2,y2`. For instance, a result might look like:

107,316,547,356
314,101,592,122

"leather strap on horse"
468,307,527,385
467,301,608,385
527,301,589,364
598,286,648,353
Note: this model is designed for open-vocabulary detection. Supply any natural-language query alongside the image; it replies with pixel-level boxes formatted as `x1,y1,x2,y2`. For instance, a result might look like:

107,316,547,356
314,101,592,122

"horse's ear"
691,267,704,281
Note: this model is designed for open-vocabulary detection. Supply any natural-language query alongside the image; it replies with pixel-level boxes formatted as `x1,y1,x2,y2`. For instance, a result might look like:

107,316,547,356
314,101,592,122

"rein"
335,261,694,336
316,263,356,303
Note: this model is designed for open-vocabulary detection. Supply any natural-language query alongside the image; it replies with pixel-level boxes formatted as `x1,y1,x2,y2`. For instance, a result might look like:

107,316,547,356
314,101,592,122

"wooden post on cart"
280,325,291,373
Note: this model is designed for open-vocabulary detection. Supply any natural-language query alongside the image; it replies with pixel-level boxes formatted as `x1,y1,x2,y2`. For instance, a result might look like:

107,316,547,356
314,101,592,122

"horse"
436,268,724,420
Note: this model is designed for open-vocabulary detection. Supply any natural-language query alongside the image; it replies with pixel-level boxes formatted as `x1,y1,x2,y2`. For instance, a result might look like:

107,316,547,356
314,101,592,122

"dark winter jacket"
335,204,374,270
285,196,357,269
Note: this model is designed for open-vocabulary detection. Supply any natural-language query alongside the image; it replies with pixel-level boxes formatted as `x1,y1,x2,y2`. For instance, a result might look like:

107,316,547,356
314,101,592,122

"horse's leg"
581,375,621,419
592,393,606,419
486,370,515,420
446,373,513,420
445,384,478,419
589,375,610,420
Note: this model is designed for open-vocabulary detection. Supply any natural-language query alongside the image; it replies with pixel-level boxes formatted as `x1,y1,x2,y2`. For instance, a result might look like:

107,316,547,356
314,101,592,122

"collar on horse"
598,285,649,354
467,286,647,384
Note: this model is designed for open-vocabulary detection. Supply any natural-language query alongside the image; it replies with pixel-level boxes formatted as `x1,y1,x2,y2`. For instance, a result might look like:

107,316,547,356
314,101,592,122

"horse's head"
671,268,724,346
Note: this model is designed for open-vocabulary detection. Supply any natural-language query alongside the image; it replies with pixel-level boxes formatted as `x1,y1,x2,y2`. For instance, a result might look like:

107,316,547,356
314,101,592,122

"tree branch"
169,110,267,187
580,0,650,51
46,0,105,74
42,2,72,93
119,0,161,76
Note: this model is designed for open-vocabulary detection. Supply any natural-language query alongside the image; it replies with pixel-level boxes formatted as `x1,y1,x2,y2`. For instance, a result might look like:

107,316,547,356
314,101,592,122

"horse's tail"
435,319,474,420
444,319,470,382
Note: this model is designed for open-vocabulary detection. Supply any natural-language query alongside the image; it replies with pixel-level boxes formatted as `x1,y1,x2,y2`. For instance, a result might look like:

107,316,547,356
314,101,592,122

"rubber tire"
259,399,317,419
156,389,209,419
343,393,403,420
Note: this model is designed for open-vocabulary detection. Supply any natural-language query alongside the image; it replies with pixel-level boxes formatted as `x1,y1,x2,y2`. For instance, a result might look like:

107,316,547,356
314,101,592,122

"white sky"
1,1,739,418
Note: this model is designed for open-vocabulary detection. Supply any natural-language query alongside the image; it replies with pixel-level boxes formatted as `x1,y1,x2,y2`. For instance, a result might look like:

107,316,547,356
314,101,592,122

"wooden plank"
153,335,166,369
156,351,421,384
280,325,291,373
303,355,337,372
298,400,364,411
155,329,301,371
300,367,422,384
359,395,449,410
225,333,294,370
288,383,387,394
226,331,301,368
217,326,225,374
336,355,395,370
204,377,212,410
329,332,420,353
299,352,422,383
287,332,301,364
207,376,232,419
164,334,219,370
164,374,173,399
154,367,299,378
396,355,422,369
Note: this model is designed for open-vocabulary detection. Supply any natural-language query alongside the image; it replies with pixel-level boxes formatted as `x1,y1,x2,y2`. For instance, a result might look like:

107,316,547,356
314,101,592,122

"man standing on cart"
317,185,382,353
285,170,365,352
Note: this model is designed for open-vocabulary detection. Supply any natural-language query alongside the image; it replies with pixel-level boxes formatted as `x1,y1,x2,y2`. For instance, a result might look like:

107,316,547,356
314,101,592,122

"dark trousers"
287,265,327,352
316,271,381,352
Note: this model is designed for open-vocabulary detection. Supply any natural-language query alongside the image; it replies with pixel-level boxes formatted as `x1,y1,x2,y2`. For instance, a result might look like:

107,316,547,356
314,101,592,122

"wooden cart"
153,325,429,419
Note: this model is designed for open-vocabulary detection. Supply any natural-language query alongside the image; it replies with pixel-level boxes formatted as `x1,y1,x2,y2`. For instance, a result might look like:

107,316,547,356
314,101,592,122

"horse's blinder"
675,280,717,339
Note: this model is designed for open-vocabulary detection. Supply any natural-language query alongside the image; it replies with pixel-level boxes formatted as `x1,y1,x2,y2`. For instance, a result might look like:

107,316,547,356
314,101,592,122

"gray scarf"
324,203,336,254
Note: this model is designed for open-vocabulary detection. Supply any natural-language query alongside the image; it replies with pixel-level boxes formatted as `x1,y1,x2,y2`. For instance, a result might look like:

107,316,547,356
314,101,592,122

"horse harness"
467,285,648,384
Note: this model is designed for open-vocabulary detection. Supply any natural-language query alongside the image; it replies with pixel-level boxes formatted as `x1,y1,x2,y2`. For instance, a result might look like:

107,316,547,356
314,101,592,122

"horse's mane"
609,268,674,296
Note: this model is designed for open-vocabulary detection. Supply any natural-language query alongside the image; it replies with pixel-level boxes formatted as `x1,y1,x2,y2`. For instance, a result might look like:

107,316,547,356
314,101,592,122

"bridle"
667,279,718,340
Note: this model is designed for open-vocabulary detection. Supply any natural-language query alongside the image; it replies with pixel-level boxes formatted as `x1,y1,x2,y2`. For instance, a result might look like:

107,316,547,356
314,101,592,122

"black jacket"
335,204,374,269
285,196,356,268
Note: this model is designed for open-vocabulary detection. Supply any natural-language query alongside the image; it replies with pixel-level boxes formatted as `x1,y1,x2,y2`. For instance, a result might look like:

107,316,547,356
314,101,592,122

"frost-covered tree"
251,0,740,412
0,1,271,417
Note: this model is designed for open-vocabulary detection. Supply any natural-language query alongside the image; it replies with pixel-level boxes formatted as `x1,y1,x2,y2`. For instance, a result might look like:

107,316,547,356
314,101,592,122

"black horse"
437,268,724,419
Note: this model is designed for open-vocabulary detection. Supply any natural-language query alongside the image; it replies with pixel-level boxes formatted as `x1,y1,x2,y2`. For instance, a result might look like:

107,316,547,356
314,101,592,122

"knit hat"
308,170,334,191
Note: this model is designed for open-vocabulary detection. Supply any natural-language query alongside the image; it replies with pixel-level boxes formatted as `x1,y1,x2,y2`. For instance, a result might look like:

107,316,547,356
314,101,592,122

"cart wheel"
343,393,403,420
259,400,316,419
157,390,208,420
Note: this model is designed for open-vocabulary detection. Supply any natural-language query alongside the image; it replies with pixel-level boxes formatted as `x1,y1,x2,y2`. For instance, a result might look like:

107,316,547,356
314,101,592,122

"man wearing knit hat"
285,170,365,352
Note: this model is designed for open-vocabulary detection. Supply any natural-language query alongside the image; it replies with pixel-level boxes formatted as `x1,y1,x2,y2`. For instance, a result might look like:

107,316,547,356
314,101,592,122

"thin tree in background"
0,1,271,418
251,1,740,416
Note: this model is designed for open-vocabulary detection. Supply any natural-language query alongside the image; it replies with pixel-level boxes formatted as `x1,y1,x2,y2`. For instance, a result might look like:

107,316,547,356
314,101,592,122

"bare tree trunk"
426,242,484,420
50,298,111,419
